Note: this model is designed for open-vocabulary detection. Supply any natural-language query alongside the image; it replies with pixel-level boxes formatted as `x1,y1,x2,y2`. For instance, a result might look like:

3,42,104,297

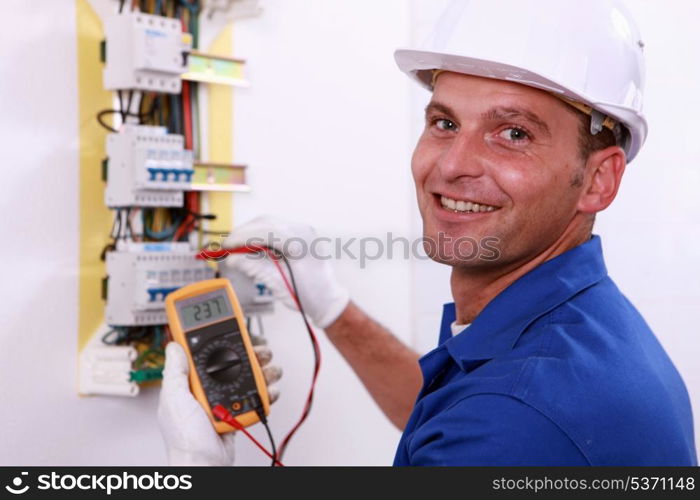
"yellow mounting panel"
76,2,238,362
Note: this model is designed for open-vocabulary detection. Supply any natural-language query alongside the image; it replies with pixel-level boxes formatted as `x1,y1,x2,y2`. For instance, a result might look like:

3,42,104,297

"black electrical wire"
97,104,160,133
99,209,123,260
168,93,181,134
97,90,159,133
117,90,125,123
256,408,278,467
112,209,123,240
125,207,135,240
187,210,217,220
118,0,126,13
97,110,119,133
100,242,116,261
125,90,134,122
102,326,159,346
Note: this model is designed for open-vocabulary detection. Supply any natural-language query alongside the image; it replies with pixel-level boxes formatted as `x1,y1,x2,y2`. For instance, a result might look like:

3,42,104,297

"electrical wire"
142,208,184,241
138,92,160,125
99,209,120,260
109,208,121,240
118,209,128,240
182,81,193,150
118,90,125,123
97,110,119,133
258,410,278,467
212,405,284,466
272,252,321,459
96,106,158,133
102,326,157,346
126,90,134,121
125,207,135,240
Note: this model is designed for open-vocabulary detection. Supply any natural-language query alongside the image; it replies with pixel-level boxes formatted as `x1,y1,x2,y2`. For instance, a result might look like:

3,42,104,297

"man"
158,0,696,465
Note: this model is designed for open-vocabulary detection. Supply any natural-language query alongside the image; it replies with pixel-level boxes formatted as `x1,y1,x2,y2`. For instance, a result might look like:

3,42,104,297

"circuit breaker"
106,242,216,326
105,125,193,207
103,11,192,93
105,242,274,326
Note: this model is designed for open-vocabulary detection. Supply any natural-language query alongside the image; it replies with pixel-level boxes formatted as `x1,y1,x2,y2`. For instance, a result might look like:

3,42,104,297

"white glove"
157,340,282,466
222,215,350,329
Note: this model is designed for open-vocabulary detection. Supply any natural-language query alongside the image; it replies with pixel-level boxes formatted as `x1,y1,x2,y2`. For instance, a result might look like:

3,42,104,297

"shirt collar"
441,235,608,369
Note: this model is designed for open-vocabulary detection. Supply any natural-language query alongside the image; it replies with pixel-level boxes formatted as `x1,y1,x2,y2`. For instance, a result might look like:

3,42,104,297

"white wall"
0,0,698,466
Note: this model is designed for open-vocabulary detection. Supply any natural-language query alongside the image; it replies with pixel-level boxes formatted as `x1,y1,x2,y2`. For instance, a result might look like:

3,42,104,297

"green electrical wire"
130,368,164,383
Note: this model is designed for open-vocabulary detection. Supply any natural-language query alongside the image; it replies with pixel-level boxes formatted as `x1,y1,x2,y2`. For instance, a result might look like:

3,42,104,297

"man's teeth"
440,196,497,213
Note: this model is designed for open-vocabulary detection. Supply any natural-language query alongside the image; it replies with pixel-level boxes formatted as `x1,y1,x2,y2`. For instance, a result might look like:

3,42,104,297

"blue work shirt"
394,236,697,465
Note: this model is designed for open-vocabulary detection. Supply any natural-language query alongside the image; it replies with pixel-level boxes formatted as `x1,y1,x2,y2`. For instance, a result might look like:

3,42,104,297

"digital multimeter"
165,278,270,433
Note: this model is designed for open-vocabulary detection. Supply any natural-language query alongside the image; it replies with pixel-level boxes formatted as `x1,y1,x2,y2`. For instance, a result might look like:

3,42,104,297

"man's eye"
498,127,530,142
434,118,457,131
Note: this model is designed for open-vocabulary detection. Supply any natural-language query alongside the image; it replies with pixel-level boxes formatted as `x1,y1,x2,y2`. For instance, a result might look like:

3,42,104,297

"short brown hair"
566,110,618,189
575,112,618,161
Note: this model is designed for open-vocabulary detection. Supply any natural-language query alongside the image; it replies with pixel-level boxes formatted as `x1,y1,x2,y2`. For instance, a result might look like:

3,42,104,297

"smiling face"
413,72,596,270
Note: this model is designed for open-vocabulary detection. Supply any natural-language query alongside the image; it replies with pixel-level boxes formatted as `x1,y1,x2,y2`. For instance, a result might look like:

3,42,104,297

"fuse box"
105,125,193,208
103,11,192,93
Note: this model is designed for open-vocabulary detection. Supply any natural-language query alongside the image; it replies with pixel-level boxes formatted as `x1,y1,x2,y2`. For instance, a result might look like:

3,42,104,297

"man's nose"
437,131,486,181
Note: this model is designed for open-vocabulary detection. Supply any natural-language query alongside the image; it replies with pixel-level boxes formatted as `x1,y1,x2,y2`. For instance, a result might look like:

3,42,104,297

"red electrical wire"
173,55,198,243
182,81,193,151
212,405,284,467
172,192,197,242
266,253,322,458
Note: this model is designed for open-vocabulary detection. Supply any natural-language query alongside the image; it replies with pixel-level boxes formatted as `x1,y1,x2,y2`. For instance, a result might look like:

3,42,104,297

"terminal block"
105,125,193,207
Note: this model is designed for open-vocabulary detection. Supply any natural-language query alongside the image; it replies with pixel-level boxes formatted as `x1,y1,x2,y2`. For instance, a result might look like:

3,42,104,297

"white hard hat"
395,0,648,162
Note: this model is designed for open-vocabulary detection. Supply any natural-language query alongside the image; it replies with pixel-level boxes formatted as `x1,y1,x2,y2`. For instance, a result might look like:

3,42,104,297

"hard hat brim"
395,48,647,162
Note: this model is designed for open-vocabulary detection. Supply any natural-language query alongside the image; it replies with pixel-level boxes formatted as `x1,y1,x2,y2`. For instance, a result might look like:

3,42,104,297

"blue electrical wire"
142,210,183,240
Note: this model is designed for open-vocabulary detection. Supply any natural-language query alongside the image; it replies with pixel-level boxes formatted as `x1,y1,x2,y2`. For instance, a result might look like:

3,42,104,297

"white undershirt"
450,321,471,336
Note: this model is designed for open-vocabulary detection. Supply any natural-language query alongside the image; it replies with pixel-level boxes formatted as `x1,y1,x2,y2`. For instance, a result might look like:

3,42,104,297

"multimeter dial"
205,347,243,383
186,319,261,417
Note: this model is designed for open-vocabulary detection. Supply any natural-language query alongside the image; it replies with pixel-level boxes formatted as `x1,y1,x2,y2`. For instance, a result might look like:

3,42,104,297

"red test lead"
212,405,284,467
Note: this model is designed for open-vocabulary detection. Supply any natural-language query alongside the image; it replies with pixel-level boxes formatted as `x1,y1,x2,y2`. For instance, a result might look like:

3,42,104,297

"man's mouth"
439,195,500,214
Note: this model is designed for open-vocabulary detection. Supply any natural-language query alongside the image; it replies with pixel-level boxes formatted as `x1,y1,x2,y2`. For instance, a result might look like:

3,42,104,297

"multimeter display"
176,290,232,330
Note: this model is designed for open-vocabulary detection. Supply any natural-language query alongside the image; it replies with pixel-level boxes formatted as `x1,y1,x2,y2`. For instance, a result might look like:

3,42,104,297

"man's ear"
577,146,626,214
